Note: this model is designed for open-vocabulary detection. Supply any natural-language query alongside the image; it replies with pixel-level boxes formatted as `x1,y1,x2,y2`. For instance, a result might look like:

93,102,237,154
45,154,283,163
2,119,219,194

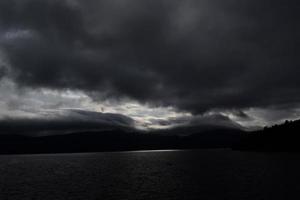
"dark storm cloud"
0,109,134,136
0,65,7,79
0,0,299,114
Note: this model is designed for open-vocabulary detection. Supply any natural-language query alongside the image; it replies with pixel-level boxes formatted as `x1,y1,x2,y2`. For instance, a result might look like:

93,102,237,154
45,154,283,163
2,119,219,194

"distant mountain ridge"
0,125,244,154
1,119,299,154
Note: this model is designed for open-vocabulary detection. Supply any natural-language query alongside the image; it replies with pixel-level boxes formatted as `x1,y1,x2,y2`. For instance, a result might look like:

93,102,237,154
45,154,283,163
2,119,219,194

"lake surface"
0,149,299,200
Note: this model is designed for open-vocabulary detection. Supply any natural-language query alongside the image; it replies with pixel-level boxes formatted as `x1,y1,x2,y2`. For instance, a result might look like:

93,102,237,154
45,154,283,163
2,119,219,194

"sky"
0,0,299,134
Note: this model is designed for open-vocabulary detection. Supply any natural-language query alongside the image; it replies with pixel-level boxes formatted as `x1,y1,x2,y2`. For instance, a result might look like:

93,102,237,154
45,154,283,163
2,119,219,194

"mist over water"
0,149,298,200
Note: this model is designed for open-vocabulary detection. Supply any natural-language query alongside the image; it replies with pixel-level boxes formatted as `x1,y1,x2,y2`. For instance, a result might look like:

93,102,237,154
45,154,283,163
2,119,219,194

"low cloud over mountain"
0,109,135,136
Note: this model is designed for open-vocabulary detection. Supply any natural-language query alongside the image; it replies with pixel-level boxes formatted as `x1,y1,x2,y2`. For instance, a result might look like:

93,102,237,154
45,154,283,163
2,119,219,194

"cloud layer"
0,109,135,136
0,0,299,130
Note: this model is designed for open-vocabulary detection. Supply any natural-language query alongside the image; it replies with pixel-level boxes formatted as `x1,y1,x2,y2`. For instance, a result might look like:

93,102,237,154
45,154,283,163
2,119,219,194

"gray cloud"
152,113,244,130
0,0,299,119
0,109,134,136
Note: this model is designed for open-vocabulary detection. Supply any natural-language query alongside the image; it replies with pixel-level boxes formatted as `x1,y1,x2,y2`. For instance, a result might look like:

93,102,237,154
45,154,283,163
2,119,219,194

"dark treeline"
234,119,300,152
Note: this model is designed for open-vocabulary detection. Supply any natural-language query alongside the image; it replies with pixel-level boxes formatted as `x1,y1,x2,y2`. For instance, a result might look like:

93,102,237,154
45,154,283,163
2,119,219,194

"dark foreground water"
0,149,299,200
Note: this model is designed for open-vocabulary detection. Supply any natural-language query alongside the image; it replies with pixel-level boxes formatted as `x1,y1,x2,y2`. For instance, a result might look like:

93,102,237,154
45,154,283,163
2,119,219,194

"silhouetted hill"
234,119,300,152
0,126,244,154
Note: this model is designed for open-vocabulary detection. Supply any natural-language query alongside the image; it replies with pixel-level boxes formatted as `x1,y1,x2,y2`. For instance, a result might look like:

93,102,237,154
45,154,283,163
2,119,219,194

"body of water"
0,149,299,200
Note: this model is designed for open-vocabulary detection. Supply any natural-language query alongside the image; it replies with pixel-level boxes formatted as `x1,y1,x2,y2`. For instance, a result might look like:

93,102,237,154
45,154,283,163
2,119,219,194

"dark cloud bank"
0,109,135,136
0,0,299,133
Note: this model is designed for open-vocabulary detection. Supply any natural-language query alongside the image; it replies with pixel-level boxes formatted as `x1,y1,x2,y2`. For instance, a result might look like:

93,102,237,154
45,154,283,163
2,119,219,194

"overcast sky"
0,0,299,133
